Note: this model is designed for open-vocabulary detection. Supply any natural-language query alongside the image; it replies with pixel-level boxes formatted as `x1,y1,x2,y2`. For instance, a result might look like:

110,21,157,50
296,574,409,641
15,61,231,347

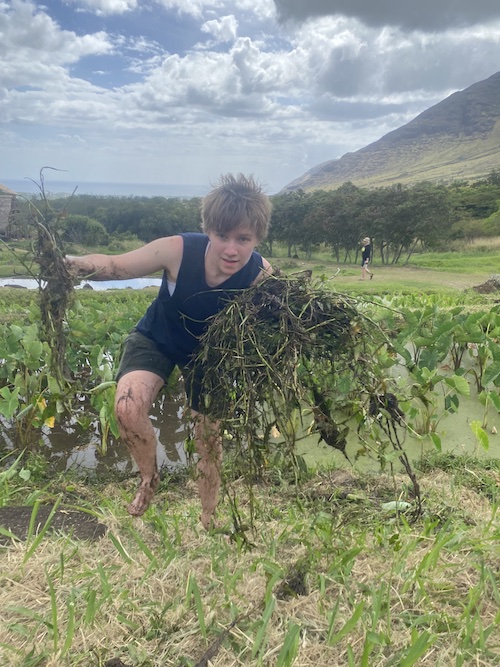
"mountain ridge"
282,71,500,192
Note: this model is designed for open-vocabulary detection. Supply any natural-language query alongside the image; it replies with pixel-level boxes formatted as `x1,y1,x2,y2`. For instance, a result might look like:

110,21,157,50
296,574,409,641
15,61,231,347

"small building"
0,183,18,236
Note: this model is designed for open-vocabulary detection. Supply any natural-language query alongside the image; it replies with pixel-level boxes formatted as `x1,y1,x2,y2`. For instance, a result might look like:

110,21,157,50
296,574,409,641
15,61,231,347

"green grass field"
272,254,497,296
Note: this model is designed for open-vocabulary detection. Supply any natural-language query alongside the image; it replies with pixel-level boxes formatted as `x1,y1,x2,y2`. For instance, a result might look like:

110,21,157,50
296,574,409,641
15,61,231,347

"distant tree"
485,168,500,188
482,209,500,237
300,206,327,259
449,183,500,219
313,184,366,262
360,185,409,264
60,214,109,246
357,182,454,264
334,183,367,262
270,190,312,257
403,182,454,259
49,194,202,241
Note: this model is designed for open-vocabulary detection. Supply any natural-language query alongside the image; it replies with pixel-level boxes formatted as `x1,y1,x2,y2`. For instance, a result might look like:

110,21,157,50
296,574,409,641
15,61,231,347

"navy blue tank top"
136,233,264,365
361,244,371,264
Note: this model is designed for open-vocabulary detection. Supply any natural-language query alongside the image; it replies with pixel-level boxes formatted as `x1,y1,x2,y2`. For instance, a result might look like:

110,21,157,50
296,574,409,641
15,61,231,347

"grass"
271,257,494,297
407,251,500,274
0,455,499,666
266,239,500,295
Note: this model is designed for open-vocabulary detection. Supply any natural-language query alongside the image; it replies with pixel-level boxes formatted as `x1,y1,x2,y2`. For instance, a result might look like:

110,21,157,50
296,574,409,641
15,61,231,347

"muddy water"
6,390,498,479
0,393,188,478
297,393,500,470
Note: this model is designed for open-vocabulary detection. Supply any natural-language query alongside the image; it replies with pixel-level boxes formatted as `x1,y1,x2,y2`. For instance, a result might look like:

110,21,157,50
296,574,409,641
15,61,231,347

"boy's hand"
64,255,82,278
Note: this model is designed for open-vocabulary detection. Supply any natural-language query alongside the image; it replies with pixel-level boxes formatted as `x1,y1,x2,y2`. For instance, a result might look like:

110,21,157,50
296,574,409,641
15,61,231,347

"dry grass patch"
0,468,499,666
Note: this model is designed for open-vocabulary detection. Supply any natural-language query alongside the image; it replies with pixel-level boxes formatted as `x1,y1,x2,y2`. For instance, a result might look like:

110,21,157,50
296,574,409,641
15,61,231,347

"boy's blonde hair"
201,173,272,241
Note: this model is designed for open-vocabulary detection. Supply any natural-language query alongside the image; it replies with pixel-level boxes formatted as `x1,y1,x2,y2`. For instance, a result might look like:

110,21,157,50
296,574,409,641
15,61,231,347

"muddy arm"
65,235,183,281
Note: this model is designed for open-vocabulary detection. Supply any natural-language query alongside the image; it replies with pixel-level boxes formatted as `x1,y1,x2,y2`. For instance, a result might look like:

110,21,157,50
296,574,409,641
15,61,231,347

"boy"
66,174,272,528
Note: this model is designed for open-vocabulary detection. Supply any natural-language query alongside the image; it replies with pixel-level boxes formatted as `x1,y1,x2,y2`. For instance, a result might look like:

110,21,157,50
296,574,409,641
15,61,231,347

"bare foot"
127,473,159,517
200,510,217,531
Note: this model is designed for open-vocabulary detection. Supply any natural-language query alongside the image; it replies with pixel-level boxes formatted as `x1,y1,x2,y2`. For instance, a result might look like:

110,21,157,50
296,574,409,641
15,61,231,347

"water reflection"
1,392,188,477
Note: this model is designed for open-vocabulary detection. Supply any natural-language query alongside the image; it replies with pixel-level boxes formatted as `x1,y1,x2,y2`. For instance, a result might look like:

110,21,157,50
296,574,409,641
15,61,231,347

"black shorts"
115,330,204,412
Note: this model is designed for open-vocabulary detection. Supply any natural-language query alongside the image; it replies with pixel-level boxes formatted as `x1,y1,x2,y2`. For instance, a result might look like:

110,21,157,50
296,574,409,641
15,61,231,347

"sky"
1,0,500,197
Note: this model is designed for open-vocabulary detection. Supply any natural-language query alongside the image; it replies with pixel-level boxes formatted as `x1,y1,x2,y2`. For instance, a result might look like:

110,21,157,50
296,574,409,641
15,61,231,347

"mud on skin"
116,387,160,517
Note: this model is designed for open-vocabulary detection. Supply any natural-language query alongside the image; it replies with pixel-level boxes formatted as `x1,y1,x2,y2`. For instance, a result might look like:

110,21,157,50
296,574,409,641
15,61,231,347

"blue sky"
2,0,500,196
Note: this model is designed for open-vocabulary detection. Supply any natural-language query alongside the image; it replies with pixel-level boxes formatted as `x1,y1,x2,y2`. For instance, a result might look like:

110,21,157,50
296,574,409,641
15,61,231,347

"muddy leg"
192,413,222,530
127,473,160,516
114,371,164,516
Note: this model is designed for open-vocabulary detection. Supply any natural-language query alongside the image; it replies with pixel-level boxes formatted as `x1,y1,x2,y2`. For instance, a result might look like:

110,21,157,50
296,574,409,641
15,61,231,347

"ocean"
0,179,207,198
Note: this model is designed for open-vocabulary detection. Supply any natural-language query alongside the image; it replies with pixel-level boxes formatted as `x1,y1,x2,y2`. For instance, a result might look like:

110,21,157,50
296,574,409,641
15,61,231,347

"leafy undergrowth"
0,460,499,667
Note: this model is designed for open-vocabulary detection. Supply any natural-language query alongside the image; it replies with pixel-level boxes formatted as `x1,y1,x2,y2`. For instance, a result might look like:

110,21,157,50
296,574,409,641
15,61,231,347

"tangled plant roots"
196,273,421,523
197,274,364,462
37,220,74,380
30,170,76,384
198,273,358,421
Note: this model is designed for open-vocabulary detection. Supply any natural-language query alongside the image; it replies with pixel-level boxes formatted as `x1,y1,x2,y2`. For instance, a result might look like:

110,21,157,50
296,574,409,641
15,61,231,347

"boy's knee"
114,389,145,427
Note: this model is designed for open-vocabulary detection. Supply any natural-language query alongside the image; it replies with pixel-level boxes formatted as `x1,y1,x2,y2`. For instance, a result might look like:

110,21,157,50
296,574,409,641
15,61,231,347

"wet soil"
0,504,107,545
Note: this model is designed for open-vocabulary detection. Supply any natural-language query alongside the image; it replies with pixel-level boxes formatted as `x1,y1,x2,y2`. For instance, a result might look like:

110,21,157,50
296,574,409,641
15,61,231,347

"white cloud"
201,14,238,43
282,16,500,108
154,0,222,19
2,2,498,130
0,1,113,73
65,0,138,15
153,0,275,21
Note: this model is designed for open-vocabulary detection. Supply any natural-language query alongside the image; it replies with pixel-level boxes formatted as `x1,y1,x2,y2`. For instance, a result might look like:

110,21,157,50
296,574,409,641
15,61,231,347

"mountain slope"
282,71,500,192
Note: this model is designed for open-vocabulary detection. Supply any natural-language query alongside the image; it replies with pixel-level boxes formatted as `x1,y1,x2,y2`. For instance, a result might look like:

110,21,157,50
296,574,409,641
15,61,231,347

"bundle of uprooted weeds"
197,273,373,459
34,212,74,383
195,273,421,526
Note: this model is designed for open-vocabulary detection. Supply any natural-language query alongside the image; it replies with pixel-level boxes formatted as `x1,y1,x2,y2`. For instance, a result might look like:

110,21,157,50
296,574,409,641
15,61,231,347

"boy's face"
207,225,259,277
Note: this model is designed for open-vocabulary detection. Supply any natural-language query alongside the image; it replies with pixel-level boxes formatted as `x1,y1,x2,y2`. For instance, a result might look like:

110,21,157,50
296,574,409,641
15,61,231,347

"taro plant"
0,310,122,457
0,284,148,457
386,298,500,454
0,322,68,449
393,302,453,369
401,366,470,442
465,309,500,392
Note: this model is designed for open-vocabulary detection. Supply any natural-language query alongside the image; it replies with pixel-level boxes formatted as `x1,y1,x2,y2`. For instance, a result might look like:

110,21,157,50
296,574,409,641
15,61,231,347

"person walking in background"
65,174,272,529
361,236,373,280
